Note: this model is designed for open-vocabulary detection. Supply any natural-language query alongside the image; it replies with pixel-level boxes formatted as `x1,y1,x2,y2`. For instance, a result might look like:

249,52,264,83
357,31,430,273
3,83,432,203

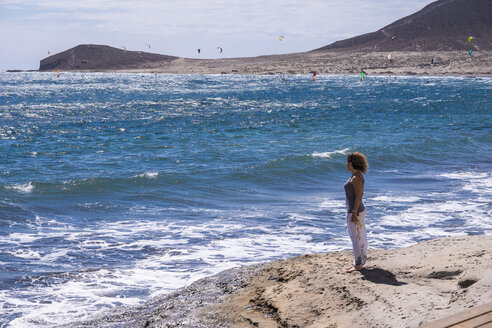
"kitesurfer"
360,71,366,81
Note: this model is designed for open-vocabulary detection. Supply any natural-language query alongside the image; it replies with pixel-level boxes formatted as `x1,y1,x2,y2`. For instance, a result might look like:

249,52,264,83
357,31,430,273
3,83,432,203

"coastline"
62,234,492,328
11,50,492,76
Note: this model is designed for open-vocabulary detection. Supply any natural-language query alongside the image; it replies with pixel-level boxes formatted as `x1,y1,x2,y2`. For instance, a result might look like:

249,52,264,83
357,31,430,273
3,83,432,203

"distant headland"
34,0,492,76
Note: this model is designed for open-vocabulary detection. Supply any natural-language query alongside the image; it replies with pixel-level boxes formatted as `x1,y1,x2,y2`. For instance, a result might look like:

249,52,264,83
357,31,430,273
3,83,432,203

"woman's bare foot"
345,265,363,273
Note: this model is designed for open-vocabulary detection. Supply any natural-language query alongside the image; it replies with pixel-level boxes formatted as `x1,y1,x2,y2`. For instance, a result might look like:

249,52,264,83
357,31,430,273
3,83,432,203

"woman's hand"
350,212,359,223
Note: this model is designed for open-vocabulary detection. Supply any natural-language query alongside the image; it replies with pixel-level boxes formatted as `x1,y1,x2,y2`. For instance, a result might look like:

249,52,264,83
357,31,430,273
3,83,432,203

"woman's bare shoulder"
351,173,364,184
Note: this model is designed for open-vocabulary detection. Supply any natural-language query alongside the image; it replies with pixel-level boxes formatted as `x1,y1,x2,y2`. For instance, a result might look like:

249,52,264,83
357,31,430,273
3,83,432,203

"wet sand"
64,235,492,328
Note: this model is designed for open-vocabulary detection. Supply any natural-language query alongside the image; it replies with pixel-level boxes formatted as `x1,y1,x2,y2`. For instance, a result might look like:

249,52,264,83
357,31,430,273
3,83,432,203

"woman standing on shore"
344,152,368,273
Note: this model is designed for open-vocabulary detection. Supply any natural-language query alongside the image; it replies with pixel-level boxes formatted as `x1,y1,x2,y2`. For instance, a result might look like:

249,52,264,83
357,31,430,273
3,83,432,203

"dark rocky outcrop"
313,0,492,52
39,44,178,71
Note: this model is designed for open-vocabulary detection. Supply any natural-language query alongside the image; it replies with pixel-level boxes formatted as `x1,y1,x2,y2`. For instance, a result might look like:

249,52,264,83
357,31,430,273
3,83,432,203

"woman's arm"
350,175,364,222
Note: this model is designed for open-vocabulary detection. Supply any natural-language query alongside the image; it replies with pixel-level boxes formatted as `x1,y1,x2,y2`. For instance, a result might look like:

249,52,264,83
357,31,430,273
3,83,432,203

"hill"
313,0,492,52
36,0,492,75
39,44,178,71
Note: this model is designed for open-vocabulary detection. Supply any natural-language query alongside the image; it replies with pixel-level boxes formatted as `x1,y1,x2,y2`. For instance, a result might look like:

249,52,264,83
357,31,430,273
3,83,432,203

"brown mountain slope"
313,0,492,52
39,44,178,71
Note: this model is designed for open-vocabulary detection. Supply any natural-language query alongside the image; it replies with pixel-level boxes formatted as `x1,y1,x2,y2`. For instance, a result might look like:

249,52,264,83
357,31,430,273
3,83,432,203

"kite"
198,49,201,54
217,47,223,54
145,43,151,49
279,35,284,41
392,36,396,40
467,36,473,43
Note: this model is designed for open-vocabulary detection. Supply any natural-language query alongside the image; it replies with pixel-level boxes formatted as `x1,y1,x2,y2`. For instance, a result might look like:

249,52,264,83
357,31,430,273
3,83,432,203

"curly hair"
347,152,368,173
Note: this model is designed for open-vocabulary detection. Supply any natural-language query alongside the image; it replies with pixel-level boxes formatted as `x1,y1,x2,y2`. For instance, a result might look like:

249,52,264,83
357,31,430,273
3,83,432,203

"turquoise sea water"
0,72,491,327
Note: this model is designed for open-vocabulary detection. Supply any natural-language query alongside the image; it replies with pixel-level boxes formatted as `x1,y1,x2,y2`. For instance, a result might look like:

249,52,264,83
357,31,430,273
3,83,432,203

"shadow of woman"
359,267,407,286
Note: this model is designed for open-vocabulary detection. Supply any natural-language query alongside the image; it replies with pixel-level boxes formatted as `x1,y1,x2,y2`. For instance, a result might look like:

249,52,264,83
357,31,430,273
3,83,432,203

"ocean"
0,72,491,327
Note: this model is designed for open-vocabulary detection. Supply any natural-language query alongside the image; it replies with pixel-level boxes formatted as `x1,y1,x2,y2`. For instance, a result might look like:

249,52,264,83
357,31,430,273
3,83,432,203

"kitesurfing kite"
279,35,284,41
217,47,223,54
198,49,201,54
467,36,473,43
145,43,151,49
48,50,51,54
392,36,396,40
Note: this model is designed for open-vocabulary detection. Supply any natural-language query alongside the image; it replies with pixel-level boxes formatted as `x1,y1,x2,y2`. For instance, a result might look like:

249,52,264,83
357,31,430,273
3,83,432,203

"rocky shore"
62,235,492,328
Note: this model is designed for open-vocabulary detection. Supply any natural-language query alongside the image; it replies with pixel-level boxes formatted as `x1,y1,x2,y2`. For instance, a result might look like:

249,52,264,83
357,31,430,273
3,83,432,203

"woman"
344,152,368,273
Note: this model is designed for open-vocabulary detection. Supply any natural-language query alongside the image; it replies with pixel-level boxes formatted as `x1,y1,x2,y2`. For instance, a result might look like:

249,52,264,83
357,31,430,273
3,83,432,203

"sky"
0,0,434,70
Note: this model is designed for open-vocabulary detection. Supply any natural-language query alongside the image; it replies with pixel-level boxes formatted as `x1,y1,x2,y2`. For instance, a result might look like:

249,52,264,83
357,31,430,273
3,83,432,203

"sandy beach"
63,235,492,328
34,45,492,77
104,51,492,76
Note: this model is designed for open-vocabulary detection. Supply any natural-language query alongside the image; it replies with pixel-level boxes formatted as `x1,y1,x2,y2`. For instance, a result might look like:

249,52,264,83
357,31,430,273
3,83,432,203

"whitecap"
133,172,159,179
7,182,34,193
312,147,350,158
7,249,41,259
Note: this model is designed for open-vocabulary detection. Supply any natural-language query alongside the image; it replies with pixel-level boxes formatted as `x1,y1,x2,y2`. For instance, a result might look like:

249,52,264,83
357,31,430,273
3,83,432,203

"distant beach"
98,51,492,77
36,50,492,76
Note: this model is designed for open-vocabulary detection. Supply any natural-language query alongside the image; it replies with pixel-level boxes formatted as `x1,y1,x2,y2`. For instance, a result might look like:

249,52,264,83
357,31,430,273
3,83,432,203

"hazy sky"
0,0,434,70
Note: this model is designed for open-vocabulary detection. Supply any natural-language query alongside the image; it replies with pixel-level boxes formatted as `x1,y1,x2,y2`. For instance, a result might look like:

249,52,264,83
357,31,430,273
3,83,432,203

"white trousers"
346,210,367,267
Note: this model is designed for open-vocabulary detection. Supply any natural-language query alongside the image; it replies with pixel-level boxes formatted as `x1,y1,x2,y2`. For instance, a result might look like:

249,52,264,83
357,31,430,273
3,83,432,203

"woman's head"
347,152,368,173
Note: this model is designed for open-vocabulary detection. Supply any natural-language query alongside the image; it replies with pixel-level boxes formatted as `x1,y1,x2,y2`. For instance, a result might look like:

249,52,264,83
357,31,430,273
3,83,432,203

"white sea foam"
7,249,41,260
370,195,421,203
2,233,41,244
319,199,345,209
312,148,350,158
2,215,346,328
7,182,34,193
440,172,492,195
